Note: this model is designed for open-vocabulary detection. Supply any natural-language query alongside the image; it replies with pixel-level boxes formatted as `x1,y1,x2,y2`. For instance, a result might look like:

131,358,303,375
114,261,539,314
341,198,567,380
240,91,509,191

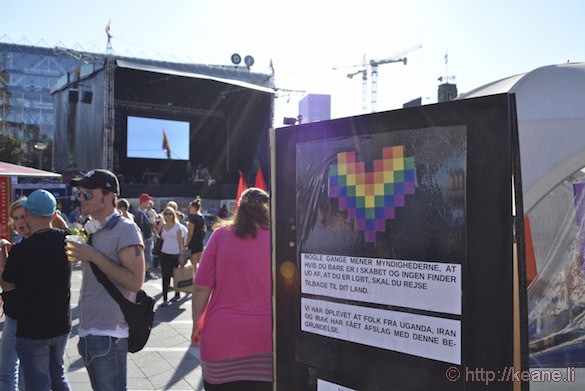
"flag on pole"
162,130,171,159
255,167,267,191
105,20,112,37
444,52,448,64
234,170,248,213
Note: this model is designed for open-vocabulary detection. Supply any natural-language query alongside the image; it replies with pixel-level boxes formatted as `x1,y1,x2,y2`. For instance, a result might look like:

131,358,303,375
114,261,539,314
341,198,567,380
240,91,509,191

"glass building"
0,36,272,168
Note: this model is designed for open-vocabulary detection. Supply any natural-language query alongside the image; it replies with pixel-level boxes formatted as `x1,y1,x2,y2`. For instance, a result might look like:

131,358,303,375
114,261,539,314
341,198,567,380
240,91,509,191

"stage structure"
272,94,528,390
51,57,274,198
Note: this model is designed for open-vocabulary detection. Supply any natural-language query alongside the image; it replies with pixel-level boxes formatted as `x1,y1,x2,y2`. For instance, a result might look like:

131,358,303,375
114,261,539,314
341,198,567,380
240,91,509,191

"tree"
0,135,23,163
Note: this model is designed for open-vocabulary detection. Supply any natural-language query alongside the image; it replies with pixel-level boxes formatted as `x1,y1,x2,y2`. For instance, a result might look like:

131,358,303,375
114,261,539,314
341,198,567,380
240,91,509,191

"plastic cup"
65,235,84,262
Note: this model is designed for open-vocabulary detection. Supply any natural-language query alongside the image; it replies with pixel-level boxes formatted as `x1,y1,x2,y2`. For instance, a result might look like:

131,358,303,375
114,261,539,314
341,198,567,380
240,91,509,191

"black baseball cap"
70,169,120,194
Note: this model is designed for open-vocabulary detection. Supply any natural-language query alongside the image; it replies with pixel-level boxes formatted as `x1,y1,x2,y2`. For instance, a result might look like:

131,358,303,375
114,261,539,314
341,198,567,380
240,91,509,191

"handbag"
173,264,194,292
152,237,163,256
90,263,155,353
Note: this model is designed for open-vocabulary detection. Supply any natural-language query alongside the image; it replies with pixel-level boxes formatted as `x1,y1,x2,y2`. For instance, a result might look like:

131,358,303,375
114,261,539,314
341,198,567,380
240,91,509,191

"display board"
272,94,526,390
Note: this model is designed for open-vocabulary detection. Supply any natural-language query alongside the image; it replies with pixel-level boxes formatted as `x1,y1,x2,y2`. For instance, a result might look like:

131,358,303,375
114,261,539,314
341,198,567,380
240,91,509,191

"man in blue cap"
0,189,72,390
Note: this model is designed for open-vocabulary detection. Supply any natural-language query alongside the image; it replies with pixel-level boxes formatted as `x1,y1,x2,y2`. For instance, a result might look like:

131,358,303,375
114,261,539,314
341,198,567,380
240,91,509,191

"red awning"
0,161,61,178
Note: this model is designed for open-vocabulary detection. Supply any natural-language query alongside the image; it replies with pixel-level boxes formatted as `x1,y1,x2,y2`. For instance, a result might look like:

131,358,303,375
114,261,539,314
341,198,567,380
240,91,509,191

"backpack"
135,209,153,239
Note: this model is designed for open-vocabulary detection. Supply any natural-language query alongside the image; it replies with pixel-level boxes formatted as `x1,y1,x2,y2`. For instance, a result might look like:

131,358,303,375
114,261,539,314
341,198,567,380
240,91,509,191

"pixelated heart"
328,145,416,243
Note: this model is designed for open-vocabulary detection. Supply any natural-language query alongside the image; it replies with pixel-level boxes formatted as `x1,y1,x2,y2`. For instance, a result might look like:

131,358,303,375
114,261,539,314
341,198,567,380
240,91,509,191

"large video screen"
127,116,190,160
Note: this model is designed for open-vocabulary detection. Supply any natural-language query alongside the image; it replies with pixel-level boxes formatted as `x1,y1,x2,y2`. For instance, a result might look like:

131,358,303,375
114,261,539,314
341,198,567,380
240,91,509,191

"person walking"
1,189,72,390
185,196,206,270
136,193,156,280
191,188,272,390
0,198,30,390
158,207,185,306
117,198,135,222
67,169,144,390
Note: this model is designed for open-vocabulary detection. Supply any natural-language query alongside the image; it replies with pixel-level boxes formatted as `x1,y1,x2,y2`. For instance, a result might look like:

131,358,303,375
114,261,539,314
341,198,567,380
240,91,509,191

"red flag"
162,130,171,159
234,170,248,213
255,167,267,191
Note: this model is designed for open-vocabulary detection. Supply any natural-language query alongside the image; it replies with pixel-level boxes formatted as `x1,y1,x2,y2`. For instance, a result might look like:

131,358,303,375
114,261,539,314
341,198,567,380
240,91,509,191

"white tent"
0,161,61,178
459,63,585,368
458,62,585,212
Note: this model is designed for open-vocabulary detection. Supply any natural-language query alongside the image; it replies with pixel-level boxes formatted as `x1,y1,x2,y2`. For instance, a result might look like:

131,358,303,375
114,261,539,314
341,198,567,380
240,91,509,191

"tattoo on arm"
133,245,142,257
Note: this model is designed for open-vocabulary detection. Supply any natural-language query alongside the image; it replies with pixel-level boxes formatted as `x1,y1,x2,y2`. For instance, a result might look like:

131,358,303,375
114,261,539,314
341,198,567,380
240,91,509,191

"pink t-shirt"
194,226,272,361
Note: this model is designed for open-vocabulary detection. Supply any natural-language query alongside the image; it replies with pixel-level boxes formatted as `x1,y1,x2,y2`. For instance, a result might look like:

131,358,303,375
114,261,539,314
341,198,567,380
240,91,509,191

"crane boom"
341,44,422,113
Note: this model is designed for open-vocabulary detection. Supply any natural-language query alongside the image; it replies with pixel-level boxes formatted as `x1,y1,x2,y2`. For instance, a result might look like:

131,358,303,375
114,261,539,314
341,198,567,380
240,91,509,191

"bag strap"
90,262,128,306
87,215,128,307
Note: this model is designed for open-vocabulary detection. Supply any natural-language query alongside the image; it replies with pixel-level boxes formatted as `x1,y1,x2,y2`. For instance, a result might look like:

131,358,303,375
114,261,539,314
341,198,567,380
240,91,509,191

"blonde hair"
162,207,178,223
9,197,29,235
9,197,27,218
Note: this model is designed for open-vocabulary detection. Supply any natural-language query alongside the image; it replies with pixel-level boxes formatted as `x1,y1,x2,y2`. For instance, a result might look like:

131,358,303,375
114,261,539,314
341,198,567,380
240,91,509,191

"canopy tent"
458,62,585,212
459,63,585,368
0,161,61,178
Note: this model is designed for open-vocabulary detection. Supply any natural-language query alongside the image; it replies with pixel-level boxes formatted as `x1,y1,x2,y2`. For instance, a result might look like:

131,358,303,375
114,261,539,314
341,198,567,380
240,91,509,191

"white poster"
317,379,357,391
301,253,461,315
301,298,461,365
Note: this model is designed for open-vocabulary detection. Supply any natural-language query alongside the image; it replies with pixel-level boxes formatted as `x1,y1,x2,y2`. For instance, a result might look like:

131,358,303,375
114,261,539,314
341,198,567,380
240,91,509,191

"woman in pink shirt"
191,188,272,391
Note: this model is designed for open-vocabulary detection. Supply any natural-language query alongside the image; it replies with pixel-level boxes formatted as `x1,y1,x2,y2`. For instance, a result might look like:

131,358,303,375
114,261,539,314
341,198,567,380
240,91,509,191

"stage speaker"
68,89,79,103
81,91,93,104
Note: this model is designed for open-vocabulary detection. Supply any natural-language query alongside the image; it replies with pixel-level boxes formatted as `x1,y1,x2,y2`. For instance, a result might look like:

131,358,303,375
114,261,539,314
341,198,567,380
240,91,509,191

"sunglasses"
163,212,173,216
74,189,94,201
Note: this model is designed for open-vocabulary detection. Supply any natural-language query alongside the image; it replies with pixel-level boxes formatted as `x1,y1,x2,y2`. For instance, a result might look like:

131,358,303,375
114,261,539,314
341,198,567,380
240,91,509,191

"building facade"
298,93,331,124
0,37,273,169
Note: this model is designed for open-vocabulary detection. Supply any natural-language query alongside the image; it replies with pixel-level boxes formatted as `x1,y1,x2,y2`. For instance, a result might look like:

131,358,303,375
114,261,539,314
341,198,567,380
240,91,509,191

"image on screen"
127,116,190,160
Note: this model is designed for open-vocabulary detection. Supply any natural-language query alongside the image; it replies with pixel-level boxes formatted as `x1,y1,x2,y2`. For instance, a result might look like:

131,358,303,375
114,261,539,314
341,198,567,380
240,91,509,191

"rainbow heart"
328,145,416,243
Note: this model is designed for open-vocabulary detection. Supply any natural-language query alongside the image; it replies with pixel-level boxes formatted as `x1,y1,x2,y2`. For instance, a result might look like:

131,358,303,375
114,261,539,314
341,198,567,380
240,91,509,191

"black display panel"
272,94,526,390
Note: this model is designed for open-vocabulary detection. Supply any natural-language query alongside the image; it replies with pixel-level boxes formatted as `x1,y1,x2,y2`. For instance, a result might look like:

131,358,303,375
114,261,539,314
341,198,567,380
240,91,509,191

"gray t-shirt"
78,214,144,337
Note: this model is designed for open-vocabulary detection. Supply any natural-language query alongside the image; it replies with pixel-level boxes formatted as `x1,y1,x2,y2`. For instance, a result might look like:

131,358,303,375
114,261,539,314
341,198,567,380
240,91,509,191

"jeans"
144,236,154,269
16,332,70,391
0,316,21,390
78,335,128,391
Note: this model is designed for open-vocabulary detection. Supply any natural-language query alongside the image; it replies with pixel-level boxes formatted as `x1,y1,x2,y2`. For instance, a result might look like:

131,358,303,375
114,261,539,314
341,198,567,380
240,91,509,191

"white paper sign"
302,298,461,365
301,253,461,315
317,379,357,391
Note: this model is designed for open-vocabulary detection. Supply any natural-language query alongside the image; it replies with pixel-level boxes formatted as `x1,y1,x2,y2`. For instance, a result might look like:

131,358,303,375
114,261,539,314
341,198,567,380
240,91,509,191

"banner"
0,176,11,239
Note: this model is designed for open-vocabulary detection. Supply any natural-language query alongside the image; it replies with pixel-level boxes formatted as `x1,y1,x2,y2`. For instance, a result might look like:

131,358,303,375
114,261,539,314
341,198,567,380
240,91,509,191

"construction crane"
340,44,422,113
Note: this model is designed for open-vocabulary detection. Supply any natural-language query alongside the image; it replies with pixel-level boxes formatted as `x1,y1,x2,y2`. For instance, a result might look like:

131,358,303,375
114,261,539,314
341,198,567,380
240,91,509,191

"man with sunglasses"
68,169,145,390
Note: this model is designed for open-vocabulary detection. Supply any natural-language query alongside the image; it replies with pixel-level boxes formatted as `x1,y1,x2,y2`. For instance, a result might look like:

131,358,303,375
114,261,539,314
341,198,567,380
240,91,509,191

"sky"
3,0,585,124
127,116,190,160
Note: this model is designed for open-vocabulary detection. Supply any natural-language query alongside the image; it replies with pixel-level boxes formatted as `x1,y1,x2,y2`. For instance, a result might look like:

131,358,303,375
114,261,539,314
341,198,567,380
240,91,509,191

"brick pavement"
1,266,205,391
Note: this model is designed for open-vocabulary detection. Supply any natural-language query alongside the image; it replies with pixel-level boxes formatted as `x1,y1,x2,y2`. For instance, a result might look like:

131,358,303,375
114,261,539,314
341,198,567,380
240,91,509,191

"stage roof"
116,60,275,94
0,161,61,178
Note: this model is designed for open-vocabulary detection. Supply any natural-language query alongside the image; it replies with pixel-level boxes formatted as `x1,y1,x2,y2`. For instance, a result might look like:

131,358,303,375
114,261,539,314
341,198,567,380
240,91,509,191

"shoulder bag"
90,263,155,353
87,221,155,353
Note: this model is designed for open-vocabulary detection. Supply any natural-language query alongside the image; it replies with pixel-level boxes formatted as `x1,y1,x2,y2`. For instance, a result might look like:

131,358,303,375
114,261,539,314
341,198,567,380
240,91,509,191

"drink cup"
65,234,85,262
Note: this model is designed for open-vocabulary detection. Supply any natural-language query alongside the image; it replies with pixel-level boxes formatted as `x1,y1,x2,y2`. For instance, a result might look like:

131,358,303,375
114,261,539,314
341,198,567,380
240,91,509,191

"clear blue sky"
3,0,584,122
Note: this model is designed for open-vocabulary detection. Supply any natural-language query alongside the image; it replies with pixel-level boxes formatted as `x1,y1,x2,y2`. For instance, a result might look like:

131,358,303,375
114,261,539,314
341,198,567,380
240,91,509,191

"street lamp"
34,142,49,170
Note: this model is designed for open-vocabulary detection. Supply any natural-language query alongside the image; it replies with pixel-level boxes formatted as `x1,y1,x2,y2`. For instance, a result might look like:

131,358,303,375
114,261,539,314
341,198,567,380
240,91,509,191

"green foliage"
0,135,22,163
68,226,88,242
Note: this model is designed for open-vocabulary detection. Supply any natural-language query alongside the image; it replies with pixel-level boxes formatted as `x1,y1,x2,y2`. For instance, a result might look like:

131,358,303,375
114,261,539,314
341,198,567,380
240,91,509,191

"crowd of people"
0,168,272,390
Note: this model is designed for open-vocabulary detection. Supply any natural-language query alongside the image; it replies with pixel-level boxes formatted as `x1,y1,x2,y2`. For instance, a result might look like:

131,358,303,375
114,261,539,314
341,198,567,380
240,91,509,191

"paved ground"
1,266,205,391
2,266,585,390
